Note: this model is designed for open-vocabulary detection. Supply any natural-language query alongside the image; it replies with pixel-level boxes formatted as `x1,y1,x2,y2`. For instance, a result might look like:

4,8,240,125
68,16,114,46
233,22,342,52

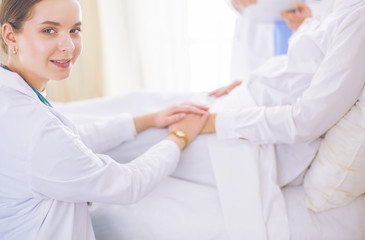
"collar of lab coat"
0,66,47,103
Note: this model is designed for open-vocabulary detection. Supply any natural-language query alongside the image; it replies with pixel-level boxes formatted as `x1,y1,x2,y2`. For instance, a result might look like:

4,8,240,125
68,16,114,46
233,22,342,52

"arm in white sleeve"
216,10,365,144
29,116,180,205
76,113,136,153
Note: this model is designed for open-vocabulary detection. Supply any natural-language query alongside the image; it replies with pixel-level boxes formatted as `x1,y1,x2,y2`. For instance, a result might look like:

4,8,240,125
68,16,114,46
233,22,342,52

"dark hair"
0,0,42,53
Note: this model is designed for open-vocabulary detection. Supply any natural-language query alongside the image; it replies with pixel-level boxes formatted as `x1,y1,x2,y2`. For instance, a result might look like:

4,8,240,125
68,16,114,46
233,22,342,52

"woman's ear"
2,23,17,54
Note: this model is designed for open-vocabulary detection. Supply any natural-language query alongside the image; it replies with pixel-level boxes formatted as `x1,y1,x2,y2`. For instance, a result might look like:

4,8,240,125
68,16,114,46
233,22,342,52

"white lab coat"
215,0,365,185
0,68,181,239
227,0,325,82
212,1,365,238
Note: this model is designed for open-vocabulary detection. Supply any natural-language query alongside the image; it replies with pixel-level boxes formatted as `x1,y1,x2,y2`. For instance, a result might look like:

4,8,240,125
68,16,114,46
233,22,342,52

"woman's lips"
50,59,72,68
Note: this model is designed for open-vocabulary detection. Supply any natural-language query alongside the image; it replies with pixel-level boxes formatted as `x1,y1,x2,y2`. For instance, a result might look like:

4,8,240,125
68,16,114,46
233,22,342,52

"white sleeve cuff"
162,138,182,154
216,110,241,139
115,113,137,142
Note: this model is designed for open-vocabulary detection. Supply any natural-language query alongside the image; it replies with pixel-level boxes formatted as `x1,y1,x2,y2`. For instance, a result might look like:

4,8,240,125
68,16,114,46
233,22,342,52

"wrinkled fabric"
216,0,365,186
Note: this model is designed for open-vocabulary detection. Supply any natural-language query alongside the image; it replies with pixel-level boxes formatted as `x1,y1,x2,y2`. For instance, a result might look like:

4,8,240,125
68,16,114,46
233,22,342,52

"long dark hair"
0,0,43,53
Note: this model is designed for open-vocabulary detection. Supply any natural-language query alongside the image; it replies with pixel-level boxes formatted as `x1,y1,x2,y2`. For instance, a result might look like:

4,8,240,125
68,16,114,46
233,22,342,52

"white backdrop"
46,0,235,101
98,0,235,96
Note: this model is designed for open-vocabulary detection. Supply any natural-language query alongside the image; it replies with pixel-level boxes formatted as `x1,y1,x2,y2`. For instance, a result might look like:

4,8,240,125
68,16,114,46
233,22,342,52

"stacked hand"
167,112,209,150
134,103,208,133
152,103,209,128
134,103,210,151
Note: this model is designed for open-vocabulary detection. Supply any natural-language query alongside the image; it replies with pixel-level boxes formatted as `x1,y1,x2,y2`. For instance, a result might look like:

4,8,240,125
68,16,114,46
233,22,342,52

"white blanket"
56,89,290,239
206,87,289,240
208,140,289,240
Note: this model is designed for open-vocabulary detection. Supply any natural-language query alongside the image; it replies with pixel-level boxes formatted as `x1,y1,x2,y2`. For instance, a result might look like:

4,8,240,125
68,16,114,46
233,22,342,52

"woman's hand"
231,0,257,10
281,2,312,31
153,103,209,128
200,113,217,134
167,112,209,151
134,103,209,134
209,81,242,98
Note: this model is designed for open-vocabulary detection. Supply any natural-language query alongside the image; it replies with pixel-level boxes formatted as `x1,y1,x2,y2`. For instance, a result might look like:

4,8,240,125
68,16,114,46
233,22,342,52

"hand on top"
133,102,209,134
153,102,209,128
167,112,209,150
134,102,211,150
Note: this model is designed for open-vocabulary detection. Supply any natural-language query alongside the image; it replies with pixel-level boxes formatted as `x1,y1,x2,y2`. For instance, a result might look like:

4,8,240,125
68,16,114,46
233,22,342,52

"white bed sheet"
55,91,365,240
89,177,229,240
88,175,365,240
284,186,365,240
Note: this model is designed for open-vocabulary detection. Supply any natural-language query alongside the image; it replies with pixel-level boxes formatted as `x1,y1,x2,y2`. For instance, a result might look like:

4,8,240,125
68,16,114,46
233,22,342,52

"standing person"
0,0,209,239
210,0,321,97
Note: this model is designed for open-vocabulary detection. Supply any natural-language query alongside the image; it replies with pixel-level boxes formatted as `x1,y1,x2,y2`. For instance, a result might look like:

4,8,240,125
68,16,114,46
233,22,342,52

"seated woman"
0,0,210,239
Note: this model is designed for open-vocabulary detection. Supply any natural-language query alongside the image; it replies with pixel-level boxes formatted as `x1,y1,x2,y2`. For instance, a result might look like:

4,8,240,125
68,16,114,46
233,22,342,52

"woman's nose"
59,34,75,53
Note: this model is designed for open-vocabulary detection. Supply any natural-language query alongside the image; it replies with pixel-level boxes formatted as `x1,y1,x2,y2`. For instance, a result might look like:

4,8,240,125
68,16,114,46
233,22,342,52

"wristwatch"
168,130,189,150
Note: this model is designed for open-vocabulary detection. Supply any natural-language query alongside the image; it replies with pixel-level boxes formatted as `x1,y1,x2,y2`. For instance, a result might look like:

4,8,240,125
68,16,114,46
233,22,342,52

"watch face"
176,130,185,137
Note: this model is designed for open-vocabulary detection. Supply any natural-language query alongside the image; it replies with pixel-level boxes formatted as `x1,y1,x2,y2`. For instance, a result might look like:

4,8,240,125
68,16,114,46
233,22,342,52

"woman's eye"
70,28,82,34
43,28,55,34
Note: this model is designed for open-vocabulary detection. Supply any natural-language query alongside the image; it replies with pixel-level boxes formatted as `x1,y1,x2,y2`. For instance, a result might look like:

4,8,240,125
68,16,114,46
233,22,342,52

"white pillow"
304,89,365,212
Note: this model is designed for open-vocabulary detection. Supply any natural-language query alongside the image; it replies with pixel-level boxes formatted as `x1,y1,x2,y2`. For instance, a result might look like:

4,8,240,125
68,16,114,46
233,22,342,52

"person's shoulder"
322,1,365,34
337,2,365,31
339,1,365,20
0,86,55,125
0,85,40,111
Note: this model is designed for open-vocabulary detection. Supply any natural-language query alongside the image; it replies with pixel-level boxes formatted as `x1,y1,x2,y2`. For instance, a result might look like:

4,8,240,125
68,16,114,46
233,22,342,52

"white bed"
55,90,365,240
87,178,365,240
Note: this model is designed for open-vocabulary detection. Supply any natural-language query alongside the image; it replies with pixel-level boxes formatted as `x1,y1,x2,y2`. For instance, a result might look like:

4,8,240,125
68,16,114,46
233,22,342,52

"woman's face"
14,0,82,86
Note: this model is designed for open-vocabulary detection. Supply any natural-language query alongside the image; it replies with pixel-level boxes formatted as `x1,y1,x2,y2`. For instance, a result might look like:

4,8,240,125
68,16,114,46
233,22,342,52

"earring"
12,48,17,54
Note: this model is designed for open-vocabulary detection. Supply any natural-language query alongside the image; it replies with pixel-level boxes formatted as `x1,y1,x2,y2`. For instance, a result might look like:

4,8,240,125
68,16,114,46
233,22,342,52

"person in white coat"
202,0,365,186
210,0,323,97
0,0,209,239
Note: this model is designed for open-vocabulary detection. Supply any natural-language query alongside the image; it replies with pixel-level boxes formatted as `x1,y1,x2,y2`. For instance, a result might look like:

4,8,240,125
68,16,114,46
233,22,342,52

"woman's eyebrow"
41,21,60,26
40,21,82,26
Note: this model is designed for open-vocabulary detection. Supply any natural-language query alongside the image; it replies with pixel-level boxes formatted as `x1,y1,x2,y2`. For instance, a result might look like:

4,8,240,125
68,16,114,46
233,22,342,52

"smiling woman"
0,0,209,239
1,0,82,92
